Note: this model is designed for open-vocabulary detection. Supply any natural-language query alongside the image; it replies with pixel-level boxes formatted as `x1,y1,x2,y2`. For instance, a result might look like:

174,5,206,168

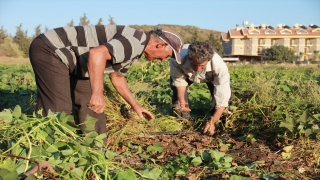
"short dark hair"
188,41,214,64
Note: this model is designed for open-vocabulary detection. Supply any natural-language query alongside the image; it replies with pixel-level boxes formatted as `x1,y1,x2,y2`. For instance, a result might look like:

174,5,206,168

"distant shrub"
0,37,24,57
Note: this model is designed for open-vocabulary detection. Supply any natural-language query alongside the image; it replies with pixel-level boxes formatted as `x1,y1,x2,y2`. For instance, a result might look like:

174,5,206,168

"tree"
313,50,320,61
108,15,116,25
67,20,74,27
190,28,200,42
34,24,41,38
97,18,103,25
0,26,8,44
263,45,294,63
206,31,223,57
13,24,32,58
44,26,49,32
79,13,90,26
0,37,24,57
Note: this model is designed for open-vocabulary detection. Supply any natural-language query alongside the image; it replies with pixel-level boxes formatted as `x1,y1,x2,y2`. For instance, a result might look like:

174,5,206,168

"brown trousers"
29,36,107,135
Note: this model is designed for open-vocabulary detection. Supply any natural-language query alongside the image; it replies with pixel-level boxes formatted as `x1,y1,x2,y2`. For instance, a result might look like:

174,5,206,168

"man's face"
190,57,209,72
144,43,173,62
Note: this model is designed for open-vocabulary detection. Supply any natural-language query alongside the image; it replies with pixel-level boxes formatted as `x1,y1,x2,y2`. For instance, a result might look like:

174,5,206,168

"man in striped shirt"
29,25,183,137
170,41,231,135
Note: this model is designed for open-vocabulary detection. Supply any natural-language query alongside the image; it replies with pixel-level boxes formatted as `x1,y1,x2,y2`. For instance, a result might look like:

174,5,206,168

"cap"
152,27,184,64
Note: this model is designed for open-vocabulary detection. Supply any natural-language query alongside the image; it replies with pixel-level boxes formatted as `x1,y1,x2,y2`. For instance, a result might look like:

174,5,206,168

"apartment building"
221,23,320,62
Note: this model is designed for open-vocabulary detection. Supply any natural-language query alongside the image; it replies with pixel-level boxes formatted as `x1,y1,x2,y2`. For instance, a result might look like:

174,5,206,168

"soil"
108,129,320,180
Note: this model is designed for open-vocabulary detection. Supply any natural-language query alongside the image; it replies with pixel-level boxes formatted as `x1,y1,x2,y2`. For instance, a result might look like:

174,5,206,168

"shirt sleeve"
211,53,231,108
170,58,188,87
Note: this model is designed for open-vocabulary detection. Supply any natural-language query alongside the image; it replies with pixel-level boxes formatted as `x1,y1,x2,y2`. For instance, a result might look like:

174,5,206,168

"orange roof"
223,27,320,39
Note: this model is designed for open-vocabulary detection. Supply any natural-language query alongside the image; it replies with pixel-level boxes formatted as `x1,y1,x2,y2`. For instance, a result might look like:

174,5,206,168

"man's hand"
88,93,106,114
203,119,216,136
132,104,154,120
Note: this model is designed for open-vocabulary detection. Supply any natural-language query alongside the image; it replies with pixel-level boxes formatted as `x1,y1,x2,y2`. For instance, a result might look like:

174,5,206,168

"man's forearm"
210,107,225,123
109,72,139,108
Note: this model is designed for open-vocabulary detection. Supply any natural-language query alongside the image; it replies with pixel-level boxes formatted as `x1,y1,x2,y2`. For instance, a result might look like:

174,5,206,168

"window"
296,30,308,34
280,29,292,34
265,30,276,34
248,30,260,34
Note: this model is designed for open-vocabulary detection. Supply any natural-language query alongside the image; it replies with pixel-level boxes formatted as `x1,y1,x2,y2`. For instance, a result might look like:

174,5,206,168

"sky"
0,0,319,37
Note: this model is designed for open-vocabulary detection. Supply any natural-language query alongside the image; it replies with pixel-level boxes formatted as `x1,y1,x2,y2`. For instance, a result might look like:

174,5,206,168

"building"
221,23,320,62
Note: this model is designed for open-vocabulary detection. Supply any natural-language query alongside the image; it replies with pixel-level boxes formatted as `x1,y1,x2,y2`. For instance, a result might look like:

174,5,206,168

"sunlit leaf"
191,156,202,166
0,109,13,122
140,166,162,180
279,112,294,132
61,149,73,156
46,144,59,153
12,105,21,118
105,150,118,159
83,115,98,131
116,169,137,180
147,142,163,153
209,150,225,162
230,175,250,180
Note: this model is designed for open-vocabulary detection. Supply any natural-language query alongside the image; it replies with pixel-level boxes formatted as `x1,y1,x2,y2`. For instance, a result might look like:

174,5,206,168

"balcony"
305,50,313,54
290,42,298,46
272,42,279,45
305,42,313,46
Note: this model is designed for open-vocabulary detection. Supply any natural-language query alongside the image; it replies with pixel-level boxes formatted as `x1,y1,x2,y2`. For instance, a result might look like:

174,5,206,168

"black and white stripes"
40,25,148,77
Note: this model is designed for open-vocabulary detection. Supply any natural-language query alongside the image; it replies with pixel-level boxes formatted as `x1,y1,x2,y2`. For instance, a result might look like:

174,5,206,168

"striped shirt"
40,25,149,77
170,44,231,108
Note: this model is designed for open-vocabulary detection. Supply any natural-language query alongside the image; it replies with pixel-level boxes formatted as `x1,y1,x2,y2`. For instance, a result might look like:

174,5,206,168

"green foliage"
206,31,223,57
97,18,103,25
67,19,74,27
0,26,8,45
108,15,116,25
0,37,24,57
263,45,295,63
79,13,90,26
33,24,41,38
13,24,32,58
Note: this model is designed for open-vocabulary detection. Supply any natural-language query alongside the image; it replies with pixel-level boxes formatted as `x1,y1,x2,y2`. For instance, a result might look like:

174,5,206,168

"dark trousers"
170,77,215,116
29,36,107,135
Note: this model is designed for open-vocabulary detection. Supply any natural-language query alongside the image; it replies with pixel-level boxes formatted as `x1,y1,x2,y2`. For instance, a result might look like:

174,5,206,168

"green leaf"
46,144,59,153
77,158,88,166
83,132,98,146
281,85,291,92
12,105,22,118
116,169,137,180
201,151,211,162
223,156,233,163
140,166,162,180
2,171,18,180
304,128,312,137
191,156,202,166
230,175,250,180
175,169,186,176
279,112,294,132
147,142,163,153
83,115,98,132
61,149,73,156
71,168,83,178
209,150,225,162
105,150,118,159
0,109,13,122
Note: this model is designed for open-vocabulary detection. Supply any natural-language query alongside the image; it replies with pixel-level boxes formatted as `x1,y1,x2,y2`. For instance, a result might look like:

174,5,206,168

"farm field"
0,58,319,180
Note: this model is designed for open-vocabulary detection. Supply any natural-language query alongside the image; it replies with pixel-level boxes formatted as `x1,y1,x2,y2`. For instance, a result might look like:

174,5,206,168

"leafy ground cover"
0,58,319,179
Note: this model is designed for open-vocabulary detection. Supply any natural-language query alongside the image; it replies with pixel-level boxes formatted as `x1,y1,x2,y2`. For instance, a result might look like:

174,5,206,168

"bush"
0,37,24,57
